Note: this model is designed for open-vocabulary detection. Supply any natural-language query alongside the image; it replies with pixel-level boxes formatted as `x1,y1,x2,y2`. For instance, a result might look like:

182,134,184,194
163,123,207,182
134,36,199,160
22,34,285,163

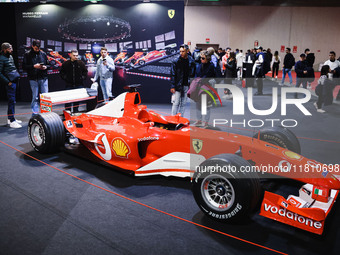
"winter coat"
23,49,49,80
224,59,237,78
60,60,88,87
306,53,315,67
295,60,308,78
0,52,18,84
170,55,195,91
283,53,295,69
315,77,335,106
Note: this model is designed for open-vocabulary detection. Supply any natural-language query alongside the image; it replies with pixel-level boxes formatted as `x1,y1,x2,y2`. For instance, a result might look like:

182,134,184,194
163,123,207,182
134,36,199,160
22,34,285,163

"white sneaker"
7,119,22,125
317,109,326,113
9,120,22,128
313,102,318,110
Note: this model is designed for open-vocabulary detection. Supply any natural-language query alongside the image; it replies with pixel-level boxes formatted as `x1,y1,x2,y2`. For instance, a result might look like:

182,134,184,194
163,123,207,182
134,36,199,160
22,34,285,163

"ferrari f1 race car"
27,85,340,235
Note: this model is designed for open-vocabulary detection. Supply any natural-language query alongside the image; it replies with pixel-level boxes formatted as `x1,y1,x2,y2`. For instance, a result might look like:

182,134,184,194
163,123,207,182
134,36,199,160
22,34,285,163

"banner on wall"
280,45,285,53
15,1,184,103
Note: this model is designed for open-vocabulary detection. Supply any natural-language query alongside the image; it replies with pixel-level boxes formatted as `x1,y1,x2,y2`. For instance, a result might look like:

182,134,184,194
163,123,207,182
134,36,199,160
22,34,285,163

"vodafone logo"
263,204,322,229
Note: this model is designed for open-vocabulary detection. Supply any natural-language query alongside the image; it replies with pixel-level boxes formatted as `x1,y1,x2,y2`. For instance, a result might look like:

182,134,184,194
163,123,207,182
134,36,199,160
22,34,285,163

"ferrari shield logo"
168,9,175,19
192,139,203,154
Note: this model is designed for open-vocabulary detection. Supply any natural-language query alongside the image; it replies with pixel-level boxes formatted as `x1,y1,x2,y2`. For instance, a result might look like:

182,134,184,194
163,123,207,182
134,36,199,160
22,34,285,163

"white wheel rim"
31,123,43,146
201,174,235,212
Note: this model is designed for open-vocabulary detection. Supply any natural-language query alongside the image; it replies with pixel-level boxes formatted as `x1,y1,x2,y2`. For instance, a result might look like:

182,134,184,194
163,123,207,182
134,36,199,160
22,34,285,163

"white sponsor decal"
66,120,73,128
94,133,112,161
263,204,322,229
278,160,291,172
137,136,159,142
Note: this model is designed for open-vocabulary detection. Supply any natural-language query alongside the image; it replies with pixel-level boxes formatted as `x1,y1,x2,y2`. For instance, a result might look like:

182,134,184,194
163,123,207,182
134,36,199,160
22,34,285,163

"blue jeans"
6,82,16,122
100,78,113,102
171,86,188,117
29,79,48,115
281,68,293,85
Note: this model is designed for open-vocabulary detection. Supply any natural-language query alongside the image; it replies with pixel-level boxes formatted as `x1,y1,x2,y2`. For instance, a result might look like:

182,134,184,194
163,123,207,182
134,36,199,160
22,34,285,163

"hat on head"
255,46,263,50
1,42,12,51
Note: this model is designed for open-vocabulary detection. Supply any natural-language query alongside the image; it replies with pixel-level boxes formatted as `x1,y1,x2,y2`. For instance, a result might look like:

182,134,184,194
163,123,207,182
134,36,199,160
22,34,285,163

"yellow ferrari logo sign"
168,9,175,19
192,139,203,154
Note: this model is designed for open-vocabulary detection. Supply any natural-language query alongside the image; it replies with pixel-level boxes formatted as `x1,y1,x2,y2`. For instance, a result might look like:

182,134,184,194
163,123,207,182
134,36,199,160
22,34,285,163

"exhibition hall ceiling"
28,0,340,7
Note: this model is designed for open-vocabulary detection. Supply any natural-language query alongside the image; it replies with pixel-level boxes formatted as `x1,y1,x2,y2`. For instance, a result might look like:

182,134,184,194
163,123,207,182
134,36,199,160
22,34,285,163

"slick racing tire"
28,112,65,153
254,126,301,154
192,154,262,222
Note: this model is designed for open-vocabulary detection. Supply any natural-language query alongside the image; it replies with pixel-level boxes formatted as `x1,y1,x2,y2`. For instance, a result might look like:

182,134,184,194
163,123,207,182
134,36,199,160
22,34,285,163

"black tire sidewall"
192,157,255,222
28,115,51,152
27,113,65,153
256,126,301,154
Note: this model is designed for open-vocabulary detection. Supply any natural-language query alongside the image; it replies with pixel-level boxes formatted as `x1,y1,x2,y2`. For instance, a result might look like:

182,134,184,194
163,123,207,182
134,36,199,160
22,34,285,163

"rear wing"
40,88,97,113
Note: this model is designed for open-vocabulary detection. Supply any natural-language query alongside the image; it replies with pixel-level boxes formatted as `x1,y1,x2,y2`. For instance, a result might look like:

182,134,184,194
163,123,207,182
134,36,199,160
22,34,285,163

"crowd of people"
0,40,115,128
1,41,340,128
170,44,340,126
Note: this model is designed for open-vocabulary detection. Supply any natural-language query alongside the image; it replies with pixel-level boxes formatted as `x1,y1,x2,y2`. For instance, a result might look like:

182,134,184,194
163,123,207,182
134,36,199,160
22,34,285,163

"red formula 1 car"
85,53,95,64
123,52,146,66
49,51,67,62
133,50,167,66
114,52,128,64
27,85,340,235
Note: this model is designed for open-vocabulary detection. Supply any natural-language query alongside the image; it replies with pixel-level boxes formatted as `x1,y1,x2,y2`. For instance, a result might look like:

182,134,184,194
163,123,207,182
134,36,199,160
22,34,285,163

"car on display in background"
132,50,168,66
49,51,67,62
47,55,63,69
132,44,177,67
85,52,95,64
27,85,340,235
114,51,128,65
123,51,146,66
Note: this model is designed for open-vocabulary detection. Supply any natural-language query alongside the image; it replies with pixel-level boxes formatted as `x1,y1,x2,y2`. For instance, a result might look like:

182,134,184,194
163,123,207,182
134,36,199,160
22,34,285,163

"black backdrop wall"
0,4,17,101
1,1,184,104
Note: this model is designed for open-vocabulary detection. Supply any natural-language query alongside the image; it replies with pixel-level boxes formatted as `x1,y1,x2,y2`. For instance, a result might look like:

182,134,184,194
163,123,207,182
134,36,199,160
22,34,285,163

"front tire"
192,154,262,222
254,126,301,154
28,112,65,153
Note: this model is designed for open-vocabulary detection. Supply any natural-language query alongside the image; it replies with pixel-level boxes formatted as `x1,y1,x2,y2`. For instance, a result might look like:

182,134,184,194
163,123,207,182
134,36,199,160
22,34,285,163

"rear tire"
254,126,301,154
28,112,65,153
192,154,262,222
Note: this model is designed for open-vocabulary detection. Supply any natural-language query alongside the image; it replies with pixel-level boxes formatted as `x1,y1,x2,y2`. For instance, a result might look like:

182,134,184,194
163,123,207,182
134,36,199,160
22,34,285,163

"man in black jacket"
23,40,49,116
305,48,315,89
0,42,22,128
294,54,308,98
60,49,88,112
280,47,295,86
170,44,195,116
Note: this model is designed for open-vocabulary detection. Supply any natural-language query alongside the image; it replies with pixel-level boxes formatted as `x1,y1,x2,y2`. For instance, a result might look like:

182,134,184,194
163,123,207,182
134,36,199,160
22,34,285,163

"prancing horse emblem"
192,139,203,153
168,9,175,19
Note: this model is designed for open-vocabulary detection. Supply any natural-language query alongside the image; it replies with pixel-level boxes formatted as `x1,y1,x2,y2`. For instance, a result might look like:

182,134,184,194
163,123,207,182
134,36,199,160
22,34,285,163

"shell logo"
112,138,131,159
284,150,302,160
